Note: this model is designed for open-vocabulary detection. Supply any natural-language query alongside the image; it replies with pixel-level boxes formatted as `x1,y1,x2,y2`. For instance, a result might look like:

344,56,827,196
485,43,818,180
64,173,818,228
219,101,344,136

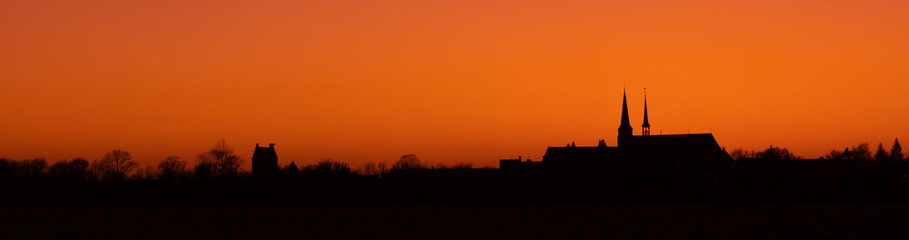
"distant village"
1,90,906,200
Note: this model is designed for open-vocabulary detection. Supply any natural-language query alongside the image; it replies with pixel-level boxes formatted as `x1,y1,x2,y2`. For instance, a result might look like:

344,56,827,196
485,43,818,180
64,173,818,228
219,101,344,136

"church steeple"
618,89,633,146
642,89,651,136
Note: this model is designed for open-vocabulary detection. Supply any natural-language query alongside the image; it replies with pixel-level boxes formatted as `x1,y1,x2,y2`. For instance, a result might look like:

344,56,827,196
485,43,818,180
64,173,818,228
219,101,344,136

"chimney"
269,143,275,148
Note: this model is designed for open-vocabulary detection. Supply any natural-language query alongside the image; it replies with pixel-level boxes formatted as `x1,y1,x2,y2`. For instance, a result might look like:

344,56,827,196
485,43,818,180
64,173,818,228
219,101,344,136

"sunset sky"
1,0,907,169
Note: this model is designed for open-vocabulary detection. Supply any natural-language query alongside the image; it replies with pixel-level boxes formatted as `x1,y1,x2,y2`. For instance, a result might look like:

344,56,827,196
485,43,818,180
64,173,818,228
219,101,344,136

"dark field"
3,203,909,239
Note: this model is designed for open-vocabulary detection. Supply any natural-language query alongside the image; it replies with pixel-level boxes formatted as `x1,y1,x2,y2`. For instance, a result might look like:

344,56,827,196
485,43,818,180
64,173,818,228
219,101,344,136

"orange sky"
1,0,908,169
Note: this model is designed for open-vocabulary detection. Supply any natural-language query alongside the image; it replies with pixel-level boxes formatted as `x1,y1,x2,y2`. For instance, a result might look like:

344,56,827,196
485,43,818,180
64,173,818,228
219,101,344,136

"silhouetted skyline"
2,90,905,188
5,1,909,239
2,1,909,168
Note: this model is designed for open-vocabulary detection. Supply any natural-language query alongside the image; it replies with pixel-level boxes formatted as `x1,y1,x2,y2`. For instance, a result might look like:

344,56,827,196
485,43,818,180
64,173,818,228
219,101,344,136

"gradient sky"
1,0,908,169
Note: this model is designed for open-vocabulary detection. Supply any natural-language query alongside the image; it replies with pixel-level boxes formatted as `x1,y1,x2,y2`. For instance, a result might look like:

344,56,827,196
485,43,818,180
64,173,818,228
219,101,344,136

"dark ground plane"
3,202,909,240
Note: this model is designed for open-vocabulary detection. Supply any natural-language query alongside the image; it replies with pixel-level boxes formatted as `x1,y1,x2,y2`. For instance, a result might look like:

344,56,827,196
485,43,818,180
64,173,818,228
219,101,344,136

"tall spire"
618,89,633,146
642,88,651,136
620,91,631,128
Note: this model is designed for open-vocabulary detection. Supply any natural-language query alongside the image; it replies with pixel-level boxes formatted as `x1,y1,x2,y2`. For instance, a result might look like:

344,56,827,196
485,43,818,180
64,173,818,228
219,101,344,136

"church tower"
618,90,633,147
642,89,651,136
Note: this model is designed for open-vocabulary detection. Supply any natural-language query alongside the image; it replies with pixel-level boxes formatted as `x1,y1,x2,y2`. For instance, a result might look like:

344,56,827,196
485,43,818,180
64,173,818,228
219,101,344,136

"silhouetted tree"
433,162,473,169
825,143,876,161
393,154,423,170
48,158,93,182
196,140,244,179
377,162,387,175
98,149,137,180
361,162,377,175
754,146,795,160
21,158,48,177
449,162,473,169
133,166,157,180
47,161,68,180
15,158,48,182
875,142,890,162
69,158,91,179
305,159,351,174
0,158,15,182
90,160,103,180
298,159,356,186
825,150,843,160
157,156,187,182
194,163,213,181
892,138,904,161
851,143,872,161
729,149,756,160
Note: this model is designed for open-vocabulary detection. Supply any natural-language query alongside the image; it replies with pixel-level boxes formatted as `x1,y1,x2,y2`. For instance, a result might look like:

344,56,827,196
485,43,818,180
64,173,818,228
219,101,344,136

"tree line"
0,140,243,184
0,141,476,185
729,138,904,161
4,138,903,187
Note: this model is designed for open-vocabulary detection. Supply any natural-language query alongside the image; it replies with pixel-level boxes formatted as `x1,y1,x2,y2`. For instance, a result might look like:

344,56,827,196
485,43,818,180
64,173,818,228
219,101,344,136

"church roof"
625,134,733,165
544,146,617,158
543,146,618,167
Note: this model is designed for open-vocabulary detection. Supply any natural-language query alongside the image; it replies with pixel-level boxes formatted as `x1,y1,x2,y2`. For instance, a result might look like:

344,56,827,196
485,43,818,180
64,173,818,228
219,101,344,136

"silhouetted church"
542,90,733,184
252,143,278,178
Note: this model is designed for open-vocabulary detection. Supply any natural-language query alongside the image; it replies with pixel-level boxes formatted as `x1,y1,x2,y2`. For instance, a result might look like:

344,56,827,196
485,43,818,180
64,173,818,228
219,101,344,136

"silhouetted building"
499,156,543,170
642,90,651,136
542,90,733,184
252,143,278,179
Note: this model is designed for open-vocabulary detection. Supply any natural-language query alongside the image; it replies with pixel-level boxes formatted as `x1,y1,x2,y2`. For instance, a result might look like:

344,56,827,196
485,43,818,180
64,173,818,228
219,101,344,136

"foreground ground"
2,202,909,239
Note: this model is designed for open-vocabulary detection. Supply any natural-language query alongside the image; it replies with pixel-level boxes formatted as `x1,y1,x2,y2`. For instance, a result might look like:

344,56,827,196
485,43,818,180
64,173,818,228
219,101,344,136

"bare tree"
729,148,755,161
826,149,846,160
99,149,137,180
851,143,872,161
70,158,91,180
0,158,14,181
133,166,157,180
16,158,47,181
48,158,93,182
196,140,244,178
305,159,351,173
158,156,187,181
754,146,795,160
450,162,472,169
393,154,423,170
377,162,387,175
361,162,377,175
434,163,447,169
90,159,104,180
